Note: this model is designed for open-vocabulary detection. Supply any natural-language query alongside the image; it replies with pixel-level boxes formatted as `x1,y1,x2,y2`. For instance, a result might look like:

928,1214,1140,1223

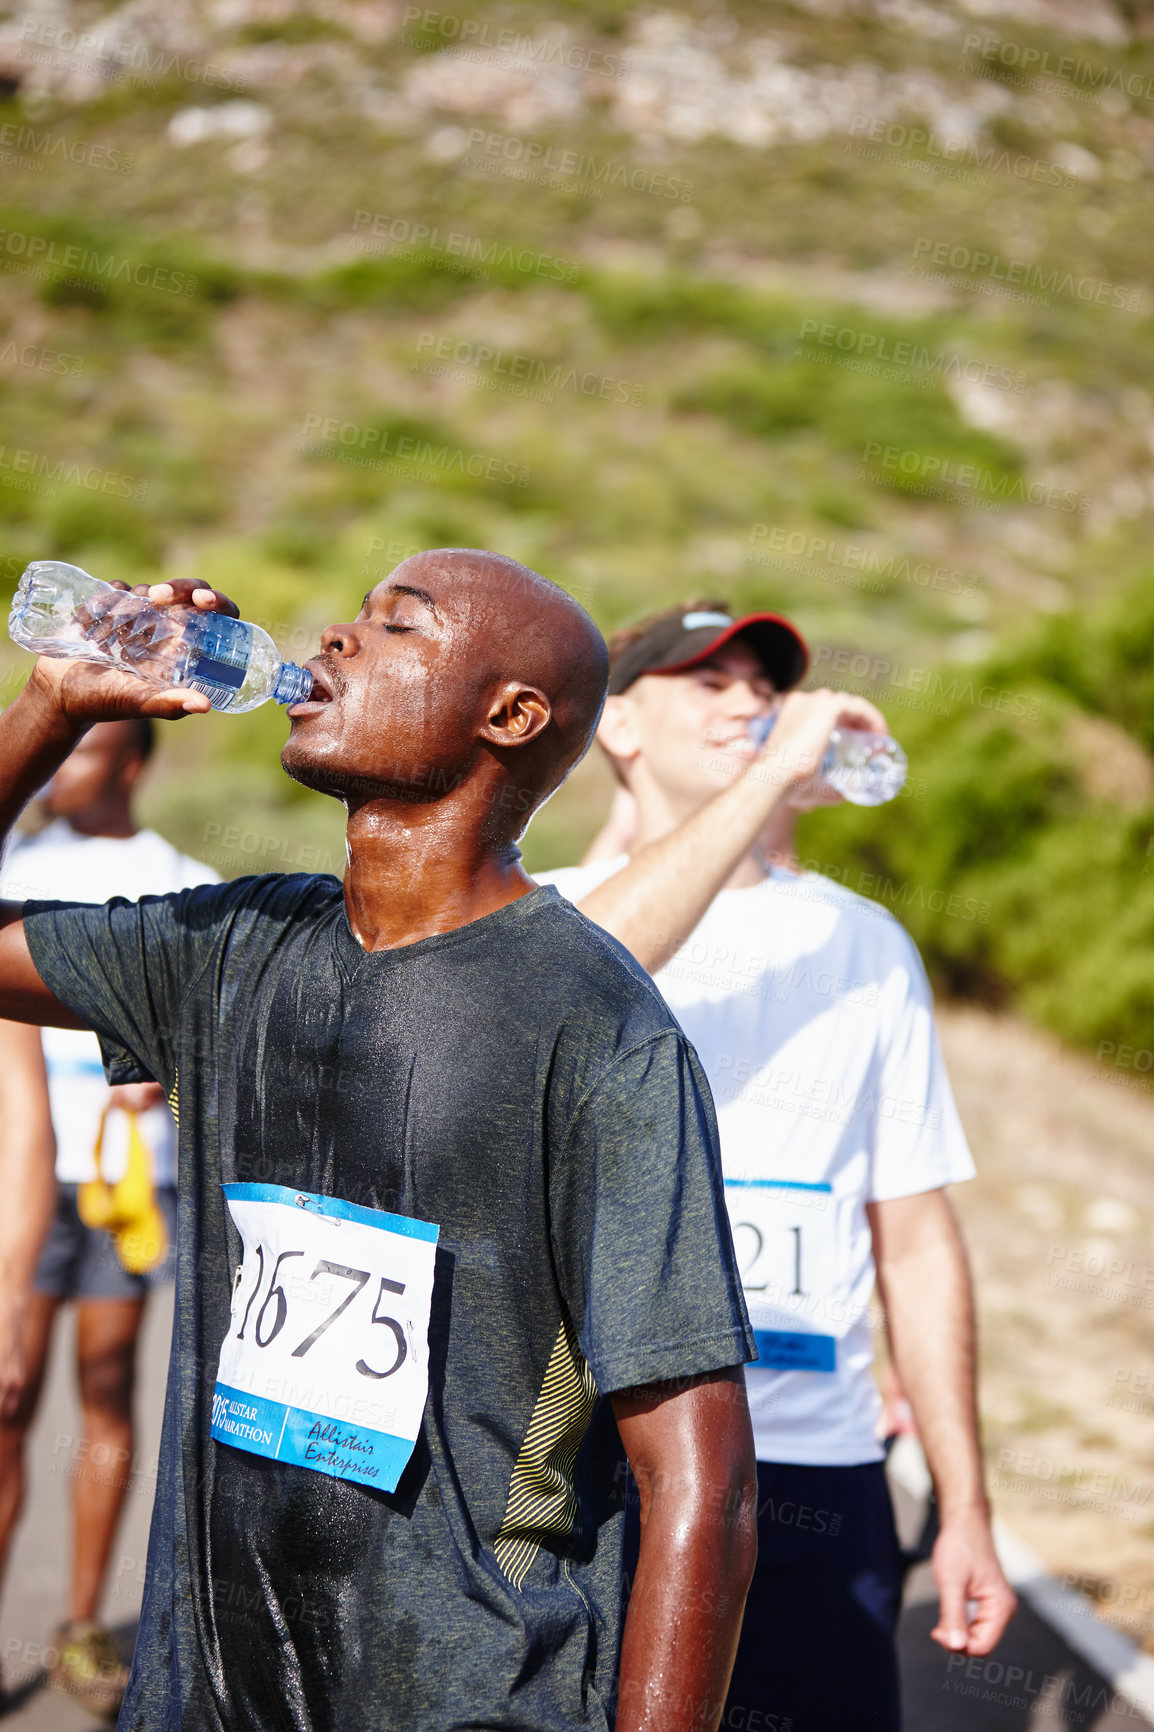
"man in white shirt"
539,602,1015,1731
0,719,218,1716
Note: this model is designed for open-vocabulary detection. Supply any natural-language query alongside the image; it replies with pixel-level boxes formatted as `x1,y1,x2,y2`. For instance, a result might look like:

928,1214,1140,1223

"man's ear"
596,694,642,767
118,751,148,795
480,682,551,748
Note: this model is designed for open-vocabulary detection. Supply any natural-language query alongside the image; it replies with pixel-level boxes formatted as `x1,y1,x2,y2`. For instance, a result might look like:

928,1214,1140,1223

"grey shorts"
33,1183,177,1303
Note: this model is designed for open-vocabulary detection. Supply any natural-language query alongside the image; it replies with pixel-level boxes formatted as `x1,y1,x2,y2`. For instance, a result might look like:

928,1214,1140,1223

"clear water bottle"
748,714,907,806
8,561,313,713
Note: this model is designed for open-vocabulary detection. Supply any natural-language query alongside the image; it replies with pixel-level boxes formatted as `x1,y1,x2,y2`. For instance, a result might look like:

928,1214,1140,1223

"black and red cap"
607,604,809,697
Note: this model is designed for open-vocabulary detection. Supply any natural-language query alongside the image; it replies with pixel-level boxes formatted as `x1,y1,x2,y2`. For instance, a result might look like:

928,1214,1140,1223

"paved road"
0,1290,1145,1729
899,1553,1147,1731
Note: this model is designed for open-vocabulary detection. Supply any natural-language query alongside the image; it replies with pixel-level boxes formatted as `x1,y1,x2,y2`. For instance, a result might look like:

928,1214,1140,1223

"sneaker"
48,1622,129,1719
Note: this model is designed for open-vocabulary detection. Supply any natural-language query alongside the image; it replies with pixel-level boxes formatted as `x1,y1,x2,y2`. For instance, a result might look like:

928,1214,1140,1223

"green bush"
799,588,1154,1052
37,486,161,568
0,210,242,349
991,578,1154,752
675,357,1022,476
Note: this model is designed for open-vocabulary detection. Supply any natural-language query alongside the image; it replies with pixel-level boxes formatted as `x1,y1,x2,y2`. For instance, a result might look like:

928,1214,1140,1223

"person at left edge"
0,554,759,1732
0,720,219,1716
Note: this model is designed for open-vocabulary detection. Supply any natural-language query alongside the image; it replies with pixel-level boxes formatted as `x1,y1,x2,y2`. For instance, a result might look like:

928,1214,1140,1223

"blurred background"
0,0,1153,1724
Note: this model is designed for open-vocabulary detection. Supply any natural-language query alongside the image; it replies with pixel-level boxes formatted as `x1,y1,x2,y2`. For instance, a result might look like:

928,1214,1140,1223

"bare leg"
70,1299,143,1625
0,1294,58,1595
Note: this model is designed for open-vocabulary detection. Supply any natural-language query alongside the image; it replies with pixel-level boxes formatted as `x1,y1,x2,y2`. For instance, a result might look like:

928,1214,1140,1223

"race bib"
212,1182,439,1492
725,1180,841,1373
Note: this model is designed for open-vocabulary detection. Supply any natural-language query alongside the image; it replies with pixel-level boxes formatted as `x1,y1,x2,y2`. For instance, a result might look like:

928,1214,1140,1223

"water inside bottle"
824,728,907,805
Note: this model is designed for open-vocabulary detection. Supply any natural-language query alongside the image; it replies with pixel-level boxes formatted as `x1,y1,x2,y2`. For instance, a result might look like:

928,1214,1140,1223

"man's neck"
750,807,804,881
54,808,137,840
342,798,535,952
629,784,802,890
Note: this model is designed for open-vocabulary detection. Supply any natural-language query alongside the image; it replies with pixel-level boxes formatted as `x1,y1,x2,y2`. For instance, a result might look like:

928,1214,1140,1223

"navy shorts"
33,1183,177,1303
722,1460,903,1732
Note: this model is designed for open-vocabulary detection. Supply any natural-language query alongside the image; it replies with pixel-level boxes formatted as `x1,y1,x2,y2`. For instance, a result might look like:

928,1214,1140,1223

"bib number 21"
724,1179,838,1373
212,1182,439,1492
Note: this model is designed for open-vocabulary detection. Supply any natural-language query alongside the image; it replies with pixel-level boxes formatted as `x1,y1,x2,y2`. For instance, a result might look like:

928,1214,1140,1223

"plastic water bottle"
748,714,907,806
8,561,313,713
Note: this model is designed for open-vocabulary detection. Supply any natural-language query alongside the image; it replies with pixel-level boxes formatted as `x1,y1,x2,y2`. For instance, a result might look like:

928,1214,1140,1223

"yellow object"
77,1107,168,1276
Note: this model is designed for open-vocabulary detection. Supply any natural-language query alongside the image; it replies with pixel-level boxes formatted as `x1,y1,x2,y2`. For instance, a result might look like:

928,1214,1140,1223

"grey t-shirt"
25,877,753,1732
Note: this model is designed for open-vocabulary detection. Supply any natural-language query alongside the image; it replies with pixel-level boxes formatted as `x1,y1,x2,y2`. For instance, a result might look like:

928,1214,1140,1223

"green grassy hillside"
0,0,1151,1053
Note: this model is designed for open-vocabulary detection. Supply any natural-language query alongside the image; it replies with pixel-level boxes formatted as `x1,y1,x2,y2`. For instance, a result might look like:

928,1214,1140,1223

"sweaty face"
281,568,492,804
623,641,779,803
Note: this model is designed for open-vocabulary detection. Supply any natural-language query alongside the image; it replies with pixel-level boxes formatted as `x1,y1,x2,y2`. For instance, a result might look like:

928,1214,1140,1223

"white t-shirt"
539,856,975,1467
0,822,220,1186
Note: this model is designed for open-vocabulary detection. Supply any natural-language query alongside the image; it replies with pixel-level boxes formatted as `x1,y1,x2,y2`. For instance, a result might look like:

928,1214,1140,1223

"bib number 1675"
211,1182,439,1492
233,1246,407,1379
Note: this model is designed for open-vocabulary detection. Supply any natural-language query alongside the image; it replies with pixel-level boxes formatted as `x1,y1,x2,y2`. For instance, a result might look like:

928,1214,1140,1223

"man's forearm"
870,1192,1017,1653
0,681,92,1023
870,1195,986,1514
612,1368,759,1731
578,688,888,974
579,759,792,974
0,677,85,865
0,659,206,1023
0,604,216,886
0,679,107,1022
617,1478,757,1732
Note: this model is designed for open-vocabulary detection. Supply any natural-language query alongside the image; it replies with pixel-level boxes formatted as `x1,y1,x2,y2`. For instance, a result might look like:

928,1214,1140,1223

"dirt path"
939,1005,1154,1653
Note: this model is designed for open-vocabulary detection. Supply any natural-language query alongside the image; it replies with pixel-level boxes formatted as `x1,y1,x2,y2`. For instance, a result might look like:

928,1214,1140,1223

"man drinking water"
0,551,772,1732
541,601,1017,1730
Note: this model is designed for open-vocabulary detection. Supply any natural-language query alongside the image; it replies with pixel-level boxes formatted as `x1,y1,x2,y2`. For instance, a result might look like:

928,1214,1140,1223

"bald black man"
0,552,758,1732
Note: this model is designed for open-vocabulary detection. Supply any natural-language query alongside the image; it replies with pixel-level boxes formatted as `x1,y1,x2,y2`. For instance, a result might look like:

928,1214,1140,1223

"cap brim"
657,613,809,692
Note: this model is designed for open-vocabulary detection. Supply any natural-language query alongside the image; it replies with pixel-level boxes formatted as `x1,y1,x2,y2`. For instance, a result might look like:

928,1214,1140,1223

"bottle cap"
272,662,314,707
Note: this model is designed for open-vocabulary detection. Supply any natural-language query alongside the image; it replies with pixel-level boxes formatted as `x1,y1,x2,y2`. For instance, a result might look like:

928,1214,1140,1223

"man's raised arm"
577,688,886,975
0,579,231,1024
611,1367,758,1732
